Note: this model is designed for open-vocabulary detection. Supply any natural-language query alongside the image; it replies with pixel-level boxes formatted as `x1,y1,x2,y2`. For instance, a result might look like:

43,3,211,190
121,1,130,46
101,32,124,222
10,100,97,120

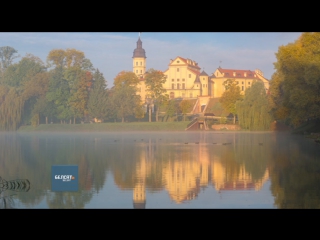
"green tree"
220,79,242,124
134,100,145,121
2,54,45,88
0,46,19,74
179,100,192,121
236,81,273,131
0,87,23,130
87,69,109,122
46,67,71,123
144,68,167,122
165,99,178,122
111,84,140,123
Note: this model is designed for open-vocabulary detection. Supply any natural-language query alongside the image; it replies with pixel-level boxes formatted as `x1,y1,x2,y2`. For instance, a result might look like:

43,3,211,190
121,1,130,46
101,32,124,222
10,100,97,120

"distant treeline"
0,47,195,130
0,32,318,131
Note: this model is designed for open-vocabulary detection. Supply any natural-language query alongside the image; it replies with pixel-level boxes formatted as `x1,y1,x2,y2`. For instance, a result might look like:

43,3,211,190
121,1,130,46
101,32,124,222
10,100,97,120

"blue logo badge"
51,165,78,192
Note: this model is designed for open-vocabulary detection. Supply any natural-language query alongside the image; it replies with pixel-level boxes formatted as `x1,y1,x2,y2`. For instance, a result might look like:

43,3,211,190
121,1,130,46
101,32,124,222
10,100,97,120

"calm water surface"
1,131,319,209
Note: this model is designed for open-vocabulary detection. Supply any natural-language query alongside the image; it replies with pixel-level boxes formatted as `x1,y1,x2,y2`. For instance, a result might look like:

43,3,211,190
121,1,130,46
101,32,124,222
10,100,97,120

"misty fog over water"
1,131,319,209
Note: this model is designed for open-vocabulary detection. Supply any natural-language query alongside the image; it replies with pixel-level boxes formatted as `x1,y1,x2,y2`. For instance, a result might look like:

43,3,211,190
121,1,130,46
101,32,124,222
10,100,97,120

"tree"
46,67,71,123
47,48,93,70
236,81,273,131
87,69,109,122
0,87,23,131
165,99,178,122
270,32,320,127
111,84,140,123
113,71,139,88
219,79,242,124
179,100,193,121
2,54,46,88
144,68,167,122
134,100,145,121
0,46,19,73
67,68,92,123
46,49,66,68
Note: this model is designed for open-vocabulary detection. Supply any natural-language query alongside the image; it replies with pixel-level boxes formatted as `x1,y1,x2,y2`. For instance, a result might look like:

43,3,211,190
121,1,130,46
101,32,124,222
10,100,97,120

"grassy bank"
17,121,191,132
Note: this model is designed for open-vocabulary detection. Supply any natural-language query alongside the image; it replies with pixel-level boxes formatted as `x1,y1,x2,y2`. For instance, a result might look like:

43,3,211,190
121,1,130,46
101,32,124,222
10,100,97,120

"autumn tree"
47,48,93,70
219,79,242,124
114,71,139,88
270,32,320,127
144,68,167,122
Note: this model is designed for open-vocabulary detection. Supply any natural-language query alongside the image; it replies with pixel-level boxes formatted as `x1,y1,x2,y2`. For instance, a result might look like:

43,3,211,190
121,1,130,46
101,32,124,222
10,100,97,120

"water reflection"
0,132,319,208
129,133,271,207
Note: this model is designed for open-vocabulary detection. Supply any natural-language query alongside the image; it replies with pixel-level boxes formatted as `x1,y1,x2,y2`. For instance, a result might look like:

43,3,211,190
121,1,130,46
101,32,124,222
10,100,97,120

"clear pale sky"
0,32,302,87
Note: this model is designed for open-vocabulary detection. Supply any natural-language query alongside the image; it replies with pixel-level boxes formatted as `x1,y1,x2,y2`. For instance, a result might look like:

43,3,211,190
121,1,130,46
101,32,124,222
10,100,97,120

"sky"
0,32,302,87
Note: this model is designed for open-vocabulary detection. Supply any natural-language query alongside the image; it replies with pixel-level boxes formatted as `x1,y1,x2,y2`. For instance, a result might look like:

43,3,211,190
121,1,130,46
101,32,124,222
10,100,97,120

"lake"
1,131,319,209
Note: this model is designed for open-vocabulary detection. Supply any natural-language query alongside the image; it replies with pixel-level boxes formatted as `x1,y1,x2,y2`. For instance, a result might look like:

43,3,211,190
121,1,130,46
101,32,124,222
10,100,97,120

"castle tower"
133,159,146,209
133,35,147,78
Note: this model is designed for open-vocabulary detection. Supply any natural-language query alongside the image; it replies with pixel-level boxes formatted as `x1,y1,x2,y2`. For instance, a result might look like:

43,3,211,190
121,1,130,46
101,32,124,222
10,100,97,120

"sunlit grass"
17,121,191,132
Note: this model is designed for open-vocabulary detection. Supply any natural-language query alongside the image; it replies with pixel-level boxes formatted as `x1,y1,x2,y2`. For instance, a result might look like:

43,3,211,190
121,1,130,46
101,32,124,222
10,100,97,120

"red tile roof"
217,68,259,79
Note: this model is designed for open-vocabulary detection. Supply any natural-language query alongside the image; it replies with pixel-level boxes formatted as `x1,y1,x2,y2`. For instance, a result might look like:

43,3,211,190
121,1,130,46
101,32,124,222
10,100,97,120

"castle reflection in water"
131,138,269,208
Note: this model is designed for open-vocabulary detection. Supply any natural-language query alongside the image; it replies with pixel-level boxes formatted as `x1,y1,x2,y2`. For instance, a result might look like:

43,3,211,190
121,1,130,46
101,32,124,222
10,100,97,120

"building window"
172,79,174,82
177,79,179,82
140,62,142,66
177,60,180,63
136,70,138,73
182,83,185,89
170,92,174,99
242,86,244,91
203,78,205,80
136,62,138,66
172,84,174,89
177,84,180,89
248,82,251,85
206,84,207,87
189,74,191,78
182,78,185,81
197,84,198,87
236,81,239,84
203,84,205,88
177,68,179,72
242,81,244,84
140,70,142,74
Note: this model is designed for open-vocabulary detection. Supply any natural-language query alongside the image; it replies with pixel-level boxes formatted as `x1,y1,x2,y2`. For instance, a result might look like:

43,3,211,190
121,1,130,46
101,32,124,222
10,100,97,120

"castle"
132,36,270,104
